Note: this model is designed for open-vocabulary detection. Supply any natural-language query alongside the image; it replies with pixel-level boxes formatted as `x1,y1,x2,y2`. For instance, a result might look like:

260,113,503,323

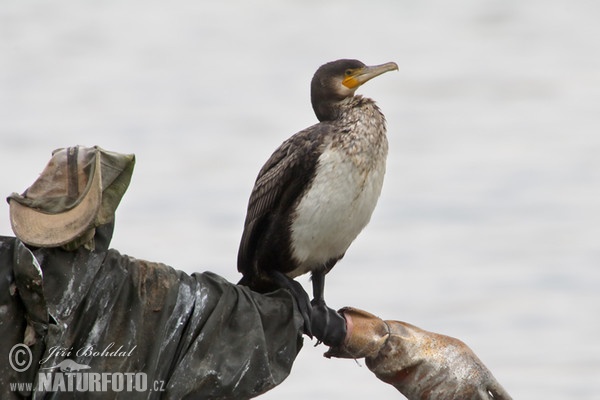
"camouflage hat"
7,146,135,249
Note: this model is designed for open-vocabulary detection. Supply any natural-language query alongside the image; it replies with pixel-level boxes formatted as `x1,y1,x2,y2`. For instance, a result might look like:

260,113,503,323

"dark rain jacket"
0,222,304,399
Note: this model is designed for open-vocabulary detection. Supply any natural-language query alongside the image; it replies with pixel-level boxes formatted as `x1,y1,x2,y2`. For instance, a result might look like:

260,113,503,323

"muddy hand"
325,307,512,400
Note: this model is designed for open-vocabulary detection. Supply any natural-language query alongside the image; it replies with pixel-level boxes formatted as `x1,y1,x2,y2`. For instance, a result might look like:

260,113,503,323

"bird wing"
237,123,330,275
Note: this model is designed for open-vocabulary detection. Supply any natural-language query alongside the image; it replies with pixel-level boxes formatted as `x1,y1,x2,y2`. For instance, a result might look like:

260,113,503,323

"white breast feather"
288,146,386,277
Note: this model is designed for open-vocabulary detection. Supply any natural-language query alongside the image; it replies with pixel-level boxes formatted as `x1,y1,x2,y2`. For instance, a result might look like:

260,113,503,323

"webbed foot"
311,299,347,347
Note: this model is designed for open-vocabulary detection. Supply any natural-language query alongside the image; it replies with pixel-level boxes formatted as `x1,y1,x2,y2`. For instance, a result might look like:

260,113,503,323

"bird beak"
343,62,398,89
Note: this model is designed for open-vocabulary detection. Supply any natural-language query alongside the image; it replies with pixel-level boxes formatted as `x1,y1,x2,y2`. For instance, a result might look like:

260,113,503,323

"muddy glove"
325,307,512,400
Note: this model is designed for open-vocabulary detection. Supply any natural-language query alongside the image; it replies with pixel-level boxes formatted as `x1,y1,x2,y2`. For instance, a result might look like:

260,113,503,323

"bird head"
311,59,398,121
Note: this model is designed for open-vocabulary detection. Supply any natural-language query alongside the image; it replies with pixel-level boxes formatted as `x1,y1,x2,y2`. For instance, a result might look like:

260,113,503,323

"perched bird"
238,59,397,345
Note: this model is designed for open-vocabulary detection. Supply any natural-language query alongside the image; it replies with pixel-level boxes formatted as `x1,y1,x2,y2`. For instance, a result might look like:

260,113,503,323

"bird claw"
310,299,347,347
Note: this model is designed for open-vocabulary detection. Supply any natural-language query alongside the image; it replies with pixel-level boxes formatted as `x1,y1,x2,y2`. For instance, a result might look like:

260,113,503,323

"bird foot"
310,299,347,347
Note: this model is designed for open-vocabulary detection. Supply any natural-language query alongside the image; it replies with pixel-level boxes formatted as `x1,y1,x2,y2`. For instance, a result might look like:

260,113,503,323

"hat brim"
9,155,102,248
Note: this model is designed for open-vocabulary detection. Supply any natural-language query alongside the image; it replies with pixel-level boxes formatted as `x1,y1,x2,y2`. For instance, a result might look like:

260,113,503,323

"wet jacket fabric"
0,223,304,399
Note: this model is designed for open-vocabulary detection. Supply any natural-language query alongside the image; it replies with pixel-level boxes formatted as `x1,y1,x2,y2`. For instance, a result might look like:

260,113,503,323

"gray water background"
1,1,599,398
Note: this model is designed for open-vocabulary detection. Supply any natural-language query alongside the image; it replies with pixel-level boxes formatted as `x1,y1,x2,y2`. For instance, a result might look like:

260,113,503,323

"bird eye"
345,69,353,76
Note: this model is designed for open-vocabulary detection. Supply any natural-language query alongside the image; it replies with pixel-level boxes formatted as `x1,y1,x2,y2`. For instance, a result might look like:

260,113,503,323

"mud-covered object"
325,308,512,400
0,223,304,399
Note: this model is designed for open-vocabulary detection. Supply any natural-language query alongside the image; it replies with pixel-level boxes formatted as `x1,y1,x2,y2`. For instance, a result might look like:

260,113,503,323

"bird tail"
237,272,283,294
237,275,251,286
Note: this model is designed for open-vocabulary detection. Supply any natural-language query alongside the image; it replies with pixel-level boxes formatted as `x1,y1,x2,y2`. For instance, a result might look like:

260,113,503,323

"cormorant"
237,59,397,345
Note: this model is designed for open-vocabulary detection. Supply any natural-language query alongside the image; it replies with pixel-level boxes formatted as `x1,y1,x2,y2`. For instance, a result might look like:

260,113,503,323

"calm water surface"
1,1,599,398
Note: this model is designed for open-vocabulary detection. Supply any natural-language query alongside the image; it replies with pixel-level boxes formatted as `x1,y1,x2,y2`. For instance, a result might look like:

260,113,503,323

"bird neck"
329,95,389,168
312,95,379,123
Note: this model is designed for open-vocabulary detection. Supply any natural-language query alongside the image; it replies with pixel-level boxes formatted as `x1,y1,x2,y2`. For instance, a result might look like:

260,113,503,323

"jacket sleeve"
0,230,304,400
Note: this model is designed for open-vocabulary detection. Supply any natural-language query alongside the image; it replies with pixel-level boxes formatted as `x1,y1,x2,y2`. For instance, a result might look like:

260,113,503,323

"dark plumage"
237,59,397,344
